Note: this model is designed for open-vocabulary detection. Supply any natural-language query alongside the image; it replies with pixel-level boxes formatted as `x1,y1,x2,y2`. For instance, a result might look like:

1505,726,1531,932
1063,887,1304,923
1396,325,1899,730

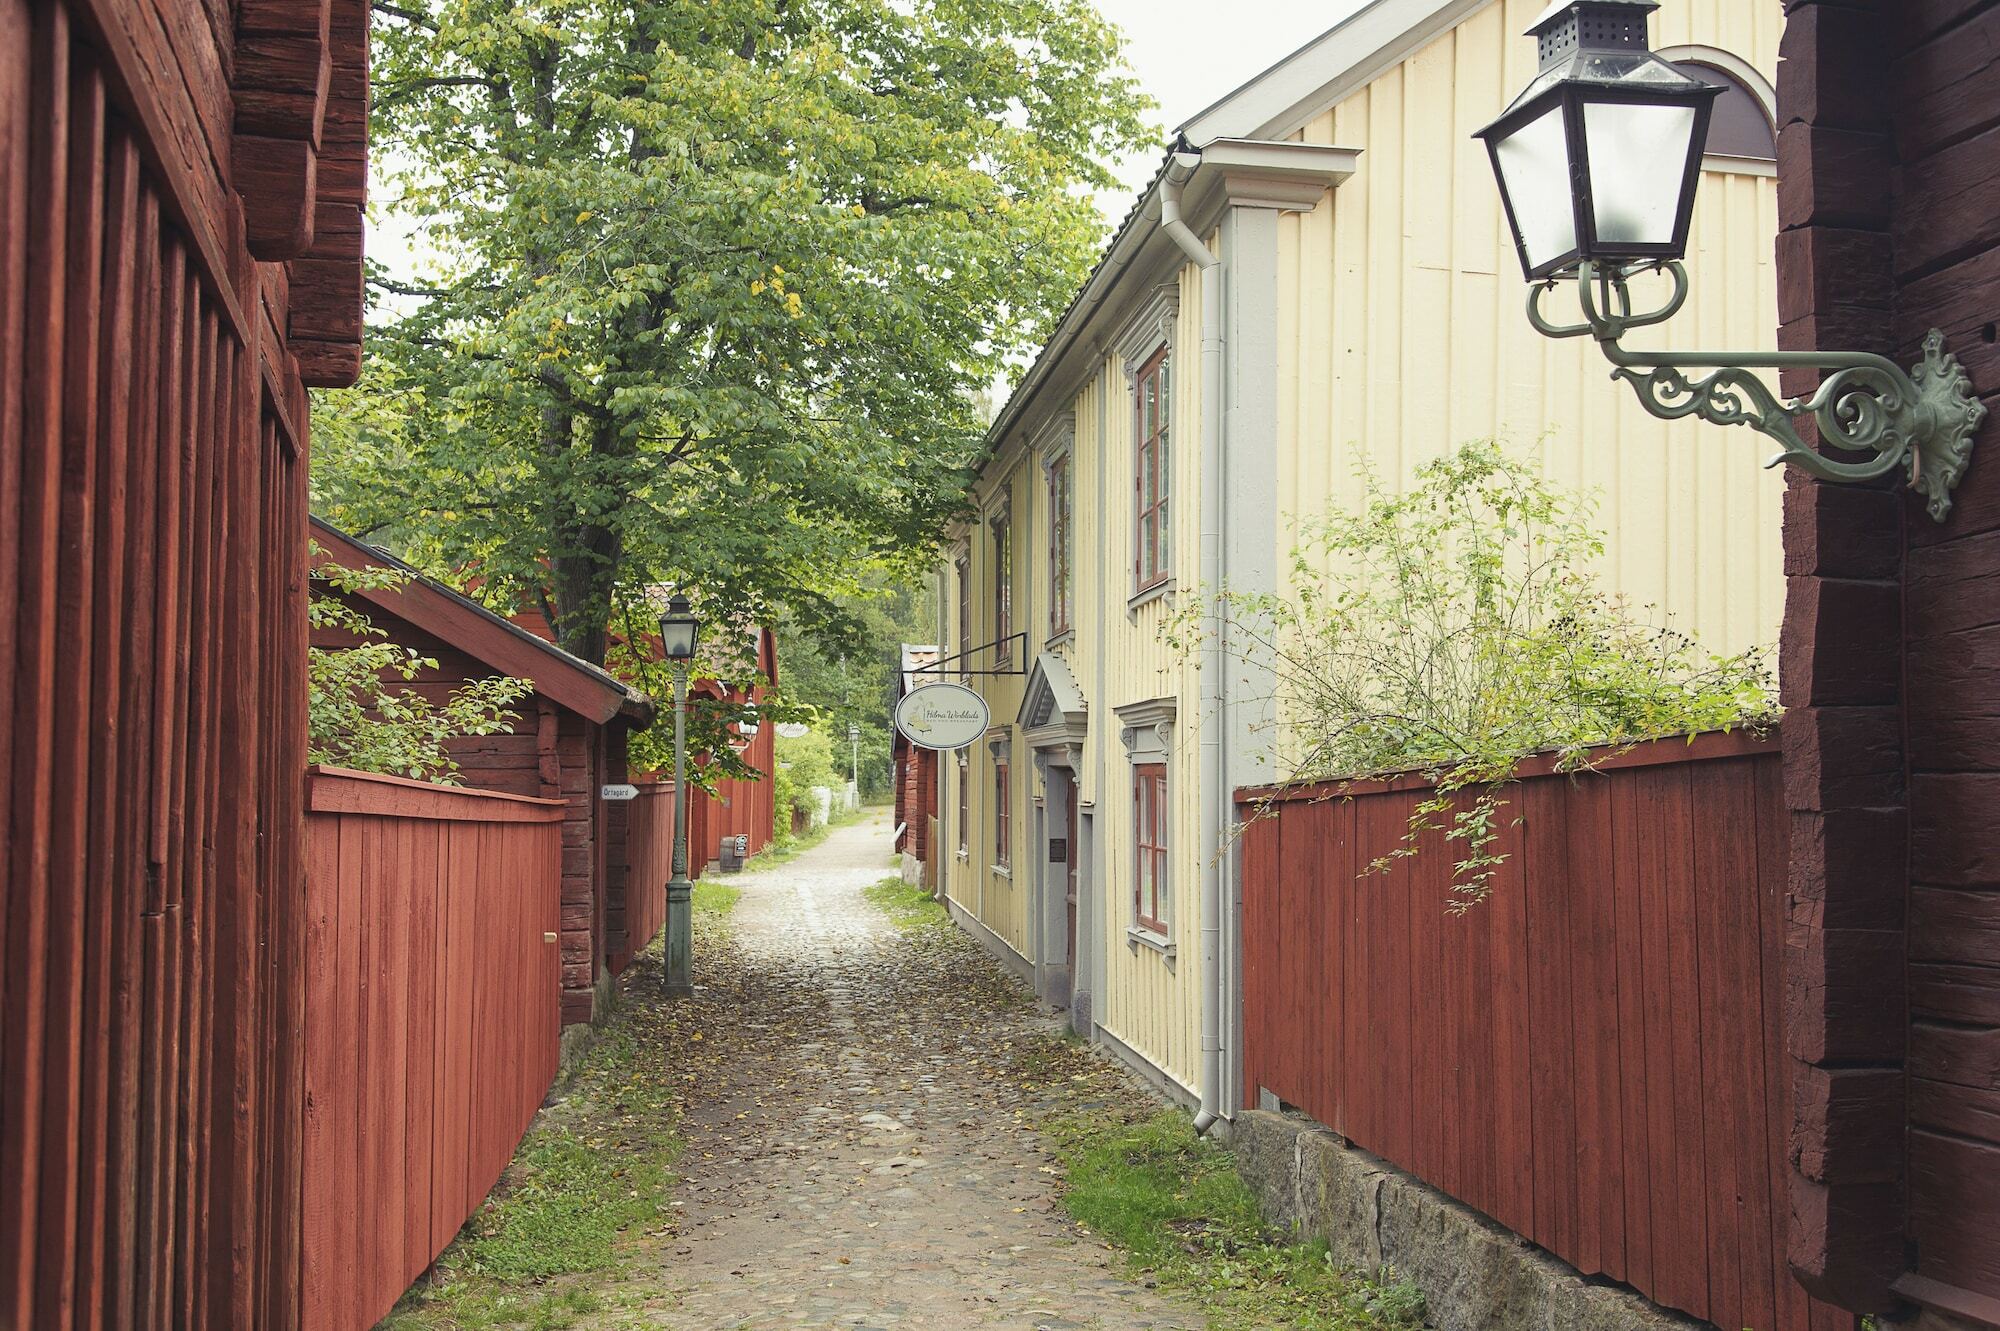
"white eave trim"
1178,0,1491,144
981,140,1357,467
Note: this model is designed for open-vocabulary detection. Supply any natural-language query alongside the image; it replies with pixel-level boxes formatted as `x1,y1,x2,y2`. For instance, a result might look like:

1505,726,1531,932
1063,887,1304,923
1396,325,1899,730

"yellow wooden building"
931,0,1782,1124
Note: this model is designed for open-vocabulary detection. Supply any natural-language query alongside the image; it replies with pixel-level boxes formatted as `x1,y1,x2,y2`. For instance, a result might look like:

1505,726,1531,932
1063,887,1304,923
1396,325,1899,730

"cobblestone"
602,810,1199,1331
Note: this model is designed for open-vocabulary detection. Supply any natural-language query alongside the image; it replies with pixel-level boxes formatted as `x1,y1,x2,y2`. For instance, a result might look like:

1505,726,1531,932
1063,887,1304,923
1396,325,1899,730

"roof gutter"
1160,151,1228,1139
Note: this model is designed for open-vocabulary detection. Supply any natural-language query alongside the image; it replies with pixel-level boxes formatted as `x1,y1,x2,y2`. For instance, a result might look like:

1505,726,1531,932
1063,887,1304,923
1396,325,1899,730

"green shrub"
1172,441,1775,907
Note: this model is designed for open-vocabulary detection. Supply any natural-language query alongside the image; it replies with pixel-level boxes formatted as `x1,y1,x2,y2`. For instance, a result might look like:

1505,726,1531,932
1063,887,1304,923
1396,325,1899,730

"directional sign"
600,784,639,801
893,682,990,752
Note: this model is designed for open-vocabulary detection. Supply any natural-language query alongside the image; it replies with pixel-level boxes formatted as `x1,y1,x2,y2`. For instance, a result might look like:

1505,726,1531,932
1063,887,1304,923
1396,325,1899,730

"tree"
769,567,934,800
313,0,1152,675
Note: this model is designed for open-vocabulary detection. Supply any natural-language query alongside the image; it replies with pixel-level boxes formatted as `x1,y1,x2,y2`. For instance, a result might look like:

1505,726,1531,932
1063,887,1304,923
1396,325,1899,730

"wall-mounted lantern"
1477,0,1985,521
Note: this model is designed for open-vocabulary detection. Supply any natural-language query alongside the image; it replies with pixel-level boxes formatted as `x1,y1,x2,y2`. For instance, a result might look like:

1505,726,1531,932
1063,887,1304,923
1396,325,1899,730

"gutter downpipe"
1161,150,1227,1138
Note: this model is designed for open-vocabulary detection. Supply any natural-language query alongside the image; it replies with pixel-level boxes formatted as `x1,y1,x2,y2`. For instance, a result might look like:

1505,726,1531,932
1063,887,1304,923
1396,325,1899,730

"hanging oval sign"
773,721,811,740
894,682,991,752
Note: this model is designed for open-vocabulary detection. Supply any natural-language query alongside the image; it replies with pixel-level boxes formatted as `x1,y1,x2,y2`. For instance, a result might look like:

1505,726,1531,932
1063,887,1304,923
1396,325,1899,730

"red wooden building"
892,644,941,886
0,0,371,1318
310,518,658,1026
689,625,780,868
1778,5,2000,1326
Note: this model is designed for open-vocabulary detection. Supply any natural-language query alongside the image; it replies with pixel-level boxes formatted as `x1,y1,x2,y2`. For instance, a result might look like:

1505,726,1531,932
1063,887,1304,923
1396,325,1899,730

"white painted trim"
1113,283,1181,386
1178,0,1492,144
1091,1023,1200,1109
1703,155,1777,178
1656,43,1778,126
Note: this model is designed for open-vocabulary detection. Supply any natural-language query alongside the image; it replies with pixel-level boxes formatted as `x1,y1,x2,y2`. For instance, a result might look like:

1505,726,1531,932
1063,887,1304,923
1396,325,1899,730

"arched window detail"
1658,45,1777,167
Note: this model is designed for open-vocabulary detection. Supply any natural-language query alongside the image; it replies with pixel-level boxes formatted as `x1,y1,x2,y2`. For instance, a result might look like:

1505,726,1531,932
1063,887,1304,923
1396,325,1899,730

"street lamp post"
848,723,861,804
658,592,701,998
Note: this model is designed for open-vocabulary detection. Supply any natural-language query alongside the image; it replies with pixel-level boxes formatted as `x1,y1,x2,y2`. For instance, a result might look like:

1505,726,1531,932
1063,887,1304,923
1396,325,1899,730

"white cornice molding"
1179,0,1490,143
1112,282,1182,390
1199,138,1361,210
1026,409,1076,466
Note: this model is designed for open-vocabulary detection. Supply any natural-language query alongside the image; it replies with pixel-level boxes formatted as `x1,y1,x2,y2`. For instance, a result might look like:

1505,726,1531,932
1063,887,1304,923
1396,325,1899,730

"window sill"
1046,627,1075,650
1126,926,1176,960
1127,580,1175,615
991,864,1012,880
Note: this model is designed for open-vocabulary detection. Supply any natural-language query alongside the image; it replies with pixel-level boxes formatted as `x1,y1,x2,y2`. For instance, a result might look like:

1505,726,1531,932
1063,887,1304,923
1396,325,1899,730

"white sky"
1096,0,1369,196
367,0,1372,284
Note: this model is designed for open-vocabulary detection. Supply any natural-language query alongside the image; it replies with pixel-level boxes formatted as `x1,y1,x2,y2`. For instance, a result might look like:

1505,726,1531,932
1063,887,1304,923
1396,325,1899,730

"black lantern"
1475,0,1722,281
736,706,759,743
658,592,700,661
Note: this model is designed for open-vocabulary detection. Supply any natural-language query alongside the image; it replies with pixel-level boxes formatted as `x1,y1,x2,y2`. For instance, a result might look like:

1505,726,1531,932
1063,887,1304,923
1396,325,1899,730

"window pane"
1158,360,1171,429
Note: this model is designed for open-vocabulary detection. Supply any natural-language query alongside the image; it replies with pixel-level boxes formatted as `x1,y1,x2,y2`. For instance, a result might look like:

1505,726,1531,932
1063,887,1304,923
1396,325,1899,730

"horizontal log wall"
1238,734,1856,1331
300,767,563,1331
1778,3,2000,1320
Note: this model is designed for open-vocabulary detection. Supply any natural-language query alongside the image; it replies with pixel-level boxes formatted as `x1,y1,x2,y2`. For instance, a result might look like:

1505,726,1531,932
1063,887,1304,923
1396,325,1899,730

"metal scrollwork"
1530,261,1987,522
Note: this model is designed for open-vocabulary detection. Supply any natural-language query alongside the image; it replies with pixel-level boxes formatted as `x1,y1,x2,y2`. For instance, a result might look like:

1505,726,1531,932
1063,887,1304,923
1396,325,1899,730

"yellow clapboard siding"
941,0,1781,1102
1282,0,1783,662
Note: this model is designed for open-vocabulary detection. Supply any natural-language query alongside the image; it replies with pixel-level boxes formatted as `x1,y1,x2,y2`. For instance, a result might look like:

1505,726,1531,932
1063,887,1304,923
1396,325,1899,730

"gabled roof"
1018,653,1088,751
976,0,1466,469
1178,0,1492,143
310,516,656,729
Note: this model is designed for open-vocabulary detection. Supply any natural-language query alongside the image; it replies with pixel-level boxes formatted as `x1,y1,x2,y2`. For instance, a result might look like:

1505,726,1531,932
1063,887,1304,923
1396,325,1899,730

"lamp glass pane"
1583,99,1698,247
660,620,698,659
1493,104,1577,272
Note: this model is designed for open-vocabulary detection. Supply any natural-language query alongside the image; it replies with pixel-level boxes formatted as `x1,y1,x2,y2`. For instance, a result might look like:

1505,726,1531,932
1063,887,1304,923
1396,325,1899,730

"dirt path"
609,810,1199,1331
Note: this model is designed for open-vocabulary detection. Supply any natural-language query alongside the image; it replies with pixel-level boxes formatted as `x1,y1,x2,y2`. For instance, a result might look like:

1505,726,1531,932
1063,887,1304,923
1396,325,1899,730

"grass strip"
1046,1108,1426,1329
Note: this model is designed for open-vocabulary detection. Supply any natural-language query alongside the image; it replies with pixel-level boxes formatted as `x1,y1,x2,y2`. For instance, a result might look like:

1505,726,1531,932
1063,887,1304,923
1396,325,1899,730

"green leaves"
1186,440,1777,908
318,0,1154,673
308,558,536,782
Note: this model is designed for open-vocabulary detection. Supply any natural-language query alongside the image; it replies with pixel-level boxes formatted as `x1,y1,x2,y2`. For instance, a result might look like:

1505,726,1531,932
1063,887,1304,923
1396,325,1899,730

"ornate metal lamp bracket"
1527,261,1987,522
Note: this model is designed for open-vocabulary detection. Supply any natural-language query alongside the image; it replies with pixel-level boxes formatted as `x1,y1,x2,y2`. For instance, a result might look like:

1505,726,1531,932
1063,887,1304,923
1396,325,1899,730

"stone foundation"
1233,1110,1713,1331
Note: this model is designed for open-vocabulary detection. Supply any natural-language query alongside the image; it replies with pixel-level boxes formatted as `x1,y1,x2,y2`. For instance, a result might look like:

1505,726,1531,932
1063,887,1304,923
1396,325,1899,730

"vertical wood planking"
298,772,565,1331
0,12,69,1318
1235,737,1811,1331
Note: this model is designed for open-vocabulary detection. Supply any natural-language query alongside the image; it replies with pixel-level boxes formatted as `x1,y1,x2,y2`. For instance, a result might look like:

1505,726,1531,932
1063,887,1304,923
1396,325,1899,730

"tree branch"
372,2,438,30
376,74,509,111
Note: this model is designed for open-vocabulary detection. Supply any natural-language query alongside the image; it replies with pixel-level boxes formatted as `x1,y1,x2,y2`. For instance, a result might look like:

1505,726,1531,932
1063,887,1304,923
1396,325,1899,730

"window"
1663,51,1776,163
1134,764,1168,934
993,753,1012,867
1135,350,1171,590
1049,454,1072,637
992,511,1013,661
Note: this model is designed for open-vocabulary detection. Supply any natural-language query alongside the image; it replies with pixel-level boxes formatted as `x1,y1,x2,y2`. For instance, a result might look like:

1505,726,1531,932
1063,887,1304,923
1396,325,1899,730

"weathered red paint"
0,0,367,1319
1237,733,1856,1331
310,518,657,1028
298,767,563,1331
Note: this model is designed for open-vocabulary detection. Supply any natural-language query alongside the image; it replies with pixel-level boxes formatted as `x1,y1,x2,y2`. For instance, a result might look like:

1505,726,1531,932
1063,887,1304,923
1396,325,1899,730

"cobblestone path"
615,810,1200,1331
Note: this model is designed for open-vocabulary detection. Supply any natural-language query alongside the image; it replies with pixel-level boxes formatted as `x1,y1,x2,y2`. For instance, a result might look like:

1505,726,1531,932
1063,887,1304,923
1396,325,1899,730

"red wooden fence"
300,767,564,1331
1238,732,1856,1331
607,780,703,975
